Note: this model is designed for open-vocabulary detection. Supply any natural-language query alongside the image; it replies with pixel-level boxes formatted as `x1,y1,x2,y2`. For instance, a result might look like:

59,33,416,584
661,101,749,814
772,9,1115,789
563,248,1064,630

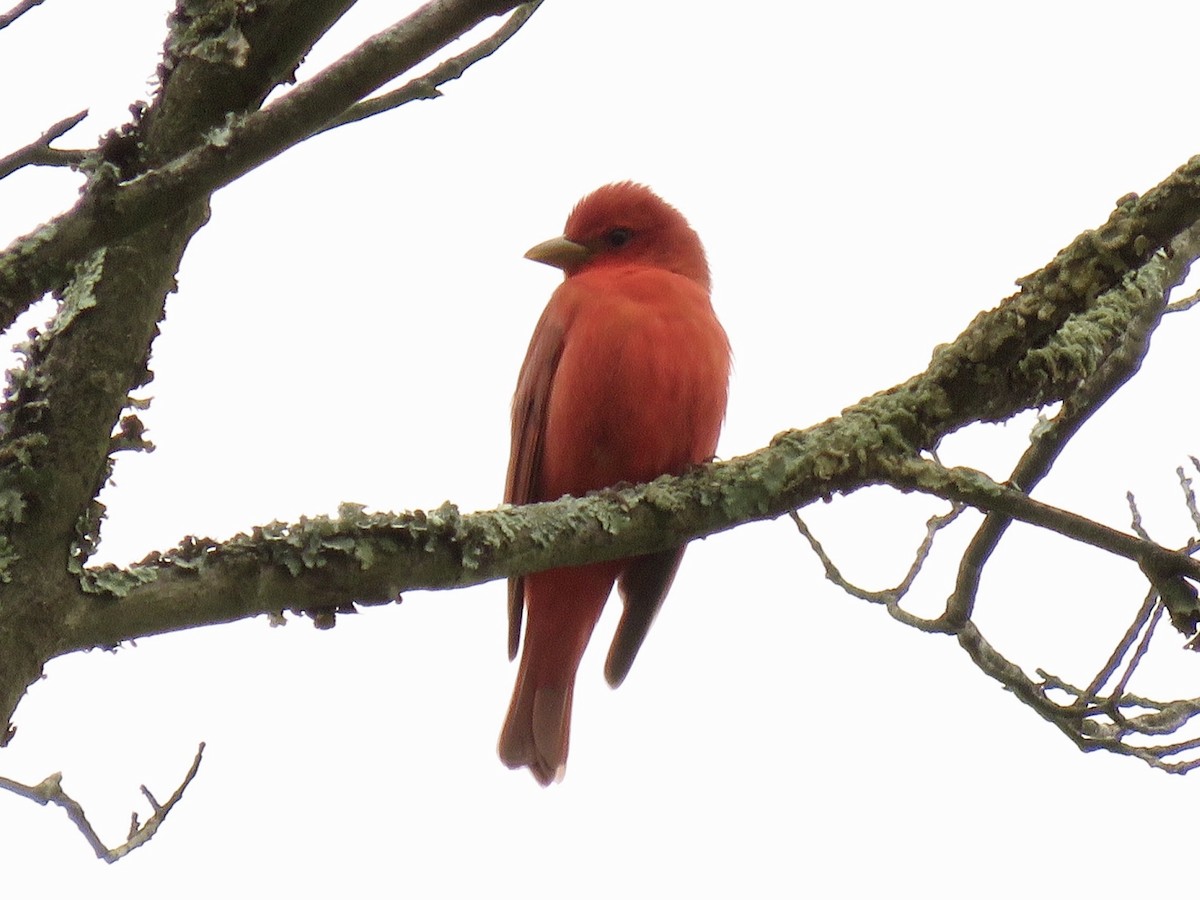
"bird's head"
524,182,710,291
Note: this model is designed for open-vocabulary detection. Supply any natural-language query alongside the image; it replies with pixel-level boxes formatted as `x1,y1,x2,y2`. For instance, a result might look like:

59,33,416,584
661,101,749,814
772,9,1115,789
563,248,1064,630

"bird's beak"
524,235,592,271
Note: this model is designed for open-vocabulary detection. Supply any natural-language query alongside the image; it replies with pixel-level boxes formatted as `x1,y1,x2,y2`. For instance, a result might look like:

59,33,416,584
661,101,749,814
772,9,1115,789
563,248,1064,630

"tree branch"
31,168,1200,661
44,441,1200,657
0,0,529,331
945,220,1200,627
789,501,966,631
0,109,88,181
1083,586,1160,699
313,0,544,136
4,2,1200,783
1034,669,1200,774
0,0,546,751
1166,287,1200,312
791,466,1200,773
0,0,45,30
0,742,204,862
878,456,1200,589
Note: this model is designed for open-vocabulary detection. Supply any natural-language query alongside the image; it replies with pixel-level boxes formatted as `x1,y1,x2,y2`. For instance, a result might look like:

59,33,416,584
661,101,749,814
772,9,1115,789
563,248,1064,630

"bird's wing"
505,301,567,660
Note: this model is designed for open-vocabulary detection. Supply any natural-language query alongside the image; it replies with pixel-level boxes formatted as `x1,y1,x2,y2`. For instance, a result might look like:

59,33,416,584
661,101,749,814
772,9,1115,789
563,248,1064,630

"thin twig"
864,452,1200,772
311,0,543,137
1111,601,1164,700
1165,288,1200,313
0,742,204,862
0,0,532,331
790,510,891,604
0,0,46,30
1042,669,1200,758
789,503,966,632
1024,666,1200,774
1138,732,1200,756
1082,587,1159,699
879,456,1200,587
0,109,88,181
1127,491,1152,541
896,502,967,595
945,228,1199,629
1182,461,1200,534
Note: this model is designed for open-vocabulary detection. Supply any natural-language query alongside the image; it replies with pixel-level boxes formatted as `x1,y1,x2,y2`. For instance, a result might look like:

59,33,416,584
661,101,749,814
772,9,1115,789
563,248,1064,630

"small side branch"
313,0,544,136
1178,458,1200,533
945,225,1195,628
0,109,88,181
878,456,1200,592
0,0,532,329
790,501,966,632
1109,601,1164,700
1035,671,1200,774
962,624,1200,774
1083,587,1160,699
1166,289,1200,313
0,742,204,862
798,450,1200,772
0,0,46,30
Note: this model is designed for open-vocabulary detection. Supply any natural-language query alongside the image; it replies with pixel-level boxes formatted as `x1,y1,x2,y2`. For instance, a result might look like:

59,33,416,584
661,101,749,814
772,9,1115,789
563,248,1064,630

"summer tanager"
498,182,731,784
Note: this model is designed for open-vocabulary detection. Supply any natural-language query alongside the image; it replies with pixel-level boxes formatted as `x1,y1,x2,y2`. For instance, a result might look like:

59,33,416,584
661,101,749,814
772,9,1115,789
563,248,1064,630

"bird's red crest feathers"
561,181,711,291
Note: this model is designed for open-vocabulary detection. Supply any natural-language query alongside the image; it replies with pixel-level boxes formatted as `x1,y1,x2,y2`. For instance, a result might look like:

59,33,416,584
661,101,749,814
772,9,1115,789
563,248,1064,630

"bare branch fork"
0,0,539,330
314,0,545,136
0,743,205,862
795,469,1200,774
787,220,1200,773
0,109,89,181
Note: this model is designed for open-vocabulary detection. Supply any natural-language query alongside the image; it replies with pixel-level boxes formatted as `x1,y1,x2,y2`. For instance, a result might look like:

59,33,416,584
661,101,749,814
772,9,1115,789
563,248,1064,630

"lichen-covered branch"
0,0,531,331
877,457,1200,585
313,0,545,136
5,163,1200,776
8,153,1200,744
781,217,1200,772
52,400,1200,655
946,221,1200,627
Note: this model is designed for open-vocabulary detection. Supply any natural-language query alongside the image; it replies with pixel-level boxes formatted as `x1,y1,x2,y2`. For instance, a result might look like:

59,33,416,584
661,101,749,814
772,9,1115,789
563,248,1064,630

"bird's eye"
606,228,633,248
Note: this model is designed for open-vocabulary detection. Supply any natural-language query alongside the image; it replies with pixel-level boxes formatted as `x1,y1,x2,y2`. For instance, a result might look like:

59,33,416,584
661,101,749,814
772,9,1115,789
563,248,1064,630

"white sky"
2,0,1200,895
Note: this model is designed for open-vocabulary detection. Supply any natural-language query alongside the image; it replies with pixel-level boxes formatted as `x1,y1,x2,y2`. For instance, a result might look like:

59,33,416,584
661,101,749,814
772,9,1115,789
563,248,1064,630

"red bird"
498,183,730,784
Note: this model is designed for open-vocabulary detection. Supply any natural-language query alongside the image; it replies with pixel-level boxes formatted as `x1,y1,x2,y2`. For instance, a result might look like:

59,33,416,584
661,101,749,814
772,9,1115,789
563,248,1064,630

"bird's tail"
498,563,618,785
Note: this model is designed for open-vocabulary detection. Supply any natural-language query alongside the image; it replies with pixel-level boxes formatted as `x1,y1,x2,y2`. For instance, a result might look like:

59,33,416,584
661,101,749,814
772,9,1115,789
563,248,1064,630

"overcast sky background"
2,1,1199,895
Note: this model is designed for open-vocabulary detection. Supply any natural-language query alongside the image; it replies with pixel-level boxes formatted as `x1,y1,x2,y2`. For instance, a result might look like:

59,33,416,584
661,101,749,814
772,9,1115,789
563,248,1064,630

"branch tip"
0,742,205,862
